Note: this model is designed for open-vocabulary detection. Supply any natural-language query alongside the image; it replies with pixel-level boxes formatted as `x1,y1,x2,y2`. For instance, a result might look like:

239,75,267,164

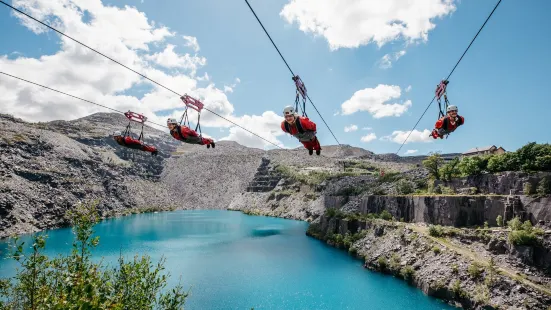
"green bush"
439,157,461,181
400,266,415,282
537,177,551,196
0,201,188,309
451,264,459,274
467,262,483,279
428,225,444,237
432,246,441,254
458,156,487,176
422,153,444,180
396,179,414,195
508,230,539,246
524,182,534,195
379,210,393,221
507,217,523,231
377,256,388,271
496,215,503,227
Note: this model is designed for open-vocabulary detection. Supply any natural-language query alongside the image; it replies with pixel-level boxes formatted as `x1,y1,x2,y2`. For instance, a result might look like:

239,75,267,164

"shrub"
380,210,393,221
377,256,388,271
496,215,503,227
508,230,539,246
468,262,483,279
451,263,459,274
458,156,487,176
428,225,444,237
422,153,444,180
439,157,460,181
507,217,523,231
432,246,441,254
400,266,415,282
396,179,414,195
451,280,469,299
389,253,401,272
537,177,551,196
0,201,188,309
524,182,534,195
484,221,489,229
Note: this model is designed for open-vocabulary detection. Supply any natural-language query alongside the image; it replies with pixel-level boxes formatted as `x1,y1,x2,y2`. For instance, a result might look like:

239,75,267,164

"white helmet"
167,118,178,125
113,131,122,136
447,105,458,113
283,106,297,116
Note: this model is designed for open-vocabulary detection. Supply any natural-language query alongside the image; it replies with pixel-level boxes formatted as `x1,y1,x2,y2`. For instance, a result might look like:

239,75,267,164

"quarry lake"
0,210,453,309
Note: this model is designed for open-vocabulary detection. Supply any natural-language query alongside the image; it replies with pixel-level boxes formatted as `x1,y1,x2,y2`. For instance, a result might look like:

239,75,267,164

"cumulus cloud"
344,124,358,132
362,127,372,130
341,84,412,118
280,0,456,50
405,85,412,92
183,35,200,52
219,111,285,149
381,129,433,144
360,133,377,143
144,44,206,74
378,50,406,69
0,0,282,149
404,149,418,155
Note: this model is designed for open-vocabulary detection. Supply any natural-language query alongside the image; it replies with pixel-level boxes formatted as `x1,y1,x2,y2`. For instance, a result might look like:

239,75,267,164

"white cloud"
362,127,372,130
235,77,241,84
0,0,286,149
183,35,200,52
404,149,418,155
344,124,358,132
341,84,412,118
378,50,406,69
219,111,285,149
381,129,433,144
360,133,377,143
197,72,210,81
223,85,233,93
144,44,206,74
280,0,456,50
405,85,412,92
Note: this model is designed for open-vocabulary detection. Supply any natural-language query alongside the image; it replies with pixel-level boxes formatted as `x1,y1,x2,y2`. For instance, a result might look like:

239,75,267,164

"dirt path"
407,224,551,297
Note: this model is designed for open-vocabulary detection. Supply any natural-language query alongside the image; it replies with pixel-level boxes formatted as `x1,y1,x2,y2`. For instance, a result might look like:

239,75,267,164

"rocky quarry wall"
324,194,551,228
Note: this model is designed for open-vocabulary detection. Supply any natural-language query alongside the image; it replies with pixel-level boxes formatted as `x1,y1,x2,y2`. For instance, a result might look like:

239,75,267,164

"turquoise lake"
0,210,453,309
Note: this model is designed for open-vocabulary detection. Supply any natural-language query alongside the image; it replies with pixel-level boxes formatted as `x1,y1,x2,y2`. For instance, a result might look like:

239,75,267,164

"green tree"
422,153,444,180
0,201,188,309
537,177,551,196
439,157,460,181
458,156,487,176
396,179,414,195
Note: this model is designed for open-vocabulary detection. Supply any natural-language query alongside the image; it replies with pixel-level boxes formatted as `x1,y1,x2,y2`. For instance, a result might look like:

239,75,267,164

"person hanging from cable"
281,75,321,155
168,94,215,148
113,111,158,155
430,80,464,139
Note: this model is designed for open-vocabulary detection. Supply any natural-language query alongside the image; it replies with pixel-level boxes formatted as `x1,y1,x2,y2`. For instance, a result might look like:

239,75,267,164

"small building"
462,145,506,157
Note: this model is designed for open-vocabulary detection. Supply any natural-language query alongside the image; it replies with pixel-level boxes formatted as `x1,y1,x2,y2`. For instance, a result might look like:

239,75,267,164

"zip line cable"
244,0,342,146
395,0,503,154
0,0,284,150
0,71,167,131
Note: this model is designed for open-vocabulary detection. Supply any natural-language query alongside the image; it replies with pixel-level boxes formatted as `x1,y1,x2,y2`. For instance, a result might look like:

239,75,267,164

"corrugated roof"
462,145,496,154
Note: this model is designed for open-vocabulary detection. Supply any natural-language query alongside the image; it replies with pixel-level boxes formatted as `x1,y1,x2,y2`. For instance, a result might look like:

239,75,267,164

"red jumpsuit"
114,136,158,154
431,115,464,139
170,125,213,145
280,116,321,151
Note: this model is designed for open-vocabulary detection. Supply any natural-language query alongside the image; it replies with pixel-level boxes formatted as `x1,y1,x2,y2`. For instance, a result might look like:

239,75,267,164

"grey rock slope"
0,113,181,238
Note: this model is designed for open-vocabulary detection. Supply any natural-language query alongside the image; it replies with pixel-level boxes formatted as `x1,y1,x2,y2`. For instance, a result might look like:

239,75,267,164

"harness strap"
283,117,305,134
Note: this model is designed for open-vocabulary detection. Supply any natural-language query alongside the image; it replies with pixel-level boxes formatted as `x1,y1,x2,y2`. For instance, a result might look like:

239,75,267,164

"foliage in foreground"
0,201,188,310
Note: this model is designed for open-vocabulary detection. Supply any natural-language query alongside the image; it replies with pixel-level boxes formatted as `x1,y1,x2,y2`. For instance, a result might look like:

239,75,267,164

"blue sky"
1,0,550,155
